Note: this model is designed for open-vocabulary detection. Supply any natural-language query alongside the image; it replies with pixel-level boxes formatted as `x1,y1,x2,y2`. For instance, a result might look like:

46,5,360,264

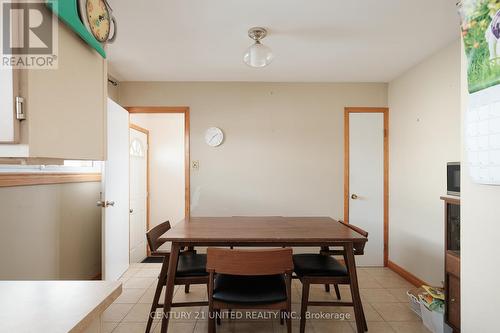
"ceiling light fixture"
243,27,273,68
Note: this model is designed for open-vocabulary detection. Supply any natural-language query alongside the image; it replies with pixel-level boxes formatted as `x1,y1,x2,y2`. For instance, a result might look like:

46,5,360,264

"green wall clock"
46,0,108,58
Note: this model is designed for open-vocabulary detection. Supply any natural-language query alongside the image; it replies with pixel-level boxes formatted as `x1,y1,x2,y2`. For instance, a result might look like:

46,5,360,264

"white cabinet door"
0,67,18,143
102,99,130,280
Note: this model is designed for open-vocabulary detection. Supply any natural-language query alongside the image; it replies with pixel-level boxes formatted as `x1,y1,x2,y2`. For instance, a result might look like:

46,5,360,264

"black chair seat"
176,253,208,277
293,254,347,277
213,274,287,305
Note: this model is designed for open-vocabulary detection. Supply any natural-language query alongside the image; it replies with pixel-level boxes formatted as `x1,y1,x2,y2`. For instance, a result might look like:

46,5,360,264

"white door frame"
344,107,389,267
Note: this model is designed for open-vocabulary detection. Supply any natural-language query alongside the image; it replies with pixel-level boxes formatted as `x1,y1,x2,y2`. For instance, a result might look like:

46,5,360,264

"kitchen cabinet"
0,7,106,161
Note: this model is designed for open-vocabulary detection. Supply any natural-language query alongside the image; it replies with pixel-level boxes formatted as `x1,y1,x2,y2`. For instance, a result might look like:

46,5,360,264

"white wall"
388,41,461,285
130,114,186,227
460,43,500,331
120,82,388,218
0,182,102,279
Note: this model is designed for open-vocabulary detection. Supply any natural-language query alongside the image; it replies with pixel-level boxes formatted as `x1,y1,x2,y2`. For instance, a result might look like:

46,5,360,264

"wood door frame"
125,107,191,220
344,107,389,266
129,123,151,257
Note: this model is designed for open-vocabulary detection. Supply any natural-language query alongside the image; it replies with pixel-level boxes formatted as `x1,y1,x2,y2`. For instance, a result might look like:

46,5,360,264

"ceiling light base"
248,27,267,41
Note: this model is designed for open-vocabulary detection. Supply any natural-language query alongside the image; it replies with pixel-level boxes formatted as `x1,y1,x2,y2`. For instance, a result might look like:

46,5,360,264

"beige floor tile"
351,321,396,333
373,276,413,289
312,320,354,333
114,288,148,304
101,321,119,333
102,303,135,322
363,267,399,278
360,288,399,303
173,284,207,302
309,303,382,323
217,320,274,333
371,303,421,322
123,277,157,289
357,275,384,289
122,303,155,322
120,268,140,279
273,318,315,333
388,321,431,333
113,321,158,333
134,269,161,278
387,288,412,302
154,320,197,333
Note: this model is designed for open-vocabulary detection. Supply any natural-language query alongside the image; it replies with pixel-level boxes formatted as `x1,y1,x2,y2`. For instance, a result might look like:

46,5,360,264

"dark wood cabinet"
441,196,460,333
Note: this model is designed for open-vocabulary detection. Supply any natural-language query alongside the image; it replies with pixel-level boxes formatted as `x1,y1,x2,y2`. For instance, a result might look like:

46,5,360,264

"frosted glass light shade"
243,42,274,68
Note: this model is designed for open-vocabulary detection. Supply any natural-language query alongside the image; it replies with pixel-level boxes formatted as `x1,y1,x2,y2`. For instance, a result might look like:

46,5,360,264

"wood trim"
344,107,389,266
130,123,151,256
127,106,189,114
130,123,149,135
387,260,427,287
91,273,102,280
0,173,101,187
440,196,460,205
125,106,191,219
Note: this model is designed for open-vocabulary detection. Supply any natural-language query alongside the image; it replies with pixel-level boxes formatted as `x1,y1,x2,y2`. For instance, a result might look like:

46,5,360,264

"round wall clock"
78,0,117,43
205,127,224,147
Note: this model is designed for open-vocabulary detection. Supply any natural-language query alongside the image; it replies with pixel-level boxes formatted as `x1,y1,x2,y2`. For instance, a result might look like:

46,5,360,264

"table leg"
344,242,366,332
160,242,181,333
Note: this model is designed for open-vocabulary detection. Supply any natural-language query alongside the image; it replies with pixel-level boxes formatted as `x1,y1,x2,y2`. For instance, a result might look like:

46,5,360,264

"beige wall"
130,114,186,227
0,182,102,280
460,43,500,331
119,82,387,218
388,40,461,285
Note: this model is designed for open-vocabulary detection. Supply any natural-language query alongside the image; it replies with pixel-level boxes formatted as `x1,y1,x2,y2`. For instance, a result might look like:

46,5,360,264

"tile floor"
103,263,430,333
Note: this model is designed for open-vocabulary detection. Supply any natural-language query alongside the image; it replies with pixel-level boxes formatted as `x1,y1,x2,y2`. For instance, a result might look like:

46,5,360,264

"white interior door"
348,112,384,266
102,99,130,280
129,127,148,263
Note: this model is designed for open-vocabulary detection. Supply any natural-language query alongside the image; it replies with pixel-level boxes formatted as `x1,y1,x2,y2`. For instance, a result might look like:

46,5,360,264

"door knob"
129,208,134,213
351,194,358,200
97,200,115,207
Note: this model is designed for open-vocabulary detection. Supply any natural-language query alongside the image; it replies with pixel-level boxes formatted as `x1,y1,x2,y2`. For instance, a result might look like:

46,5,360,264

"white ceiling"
107,0,460,82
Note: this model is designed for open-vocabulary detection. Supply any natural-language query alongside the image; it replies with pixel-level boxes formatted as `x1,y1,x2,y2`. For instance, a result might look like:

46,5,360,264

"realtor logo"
1,0,58,69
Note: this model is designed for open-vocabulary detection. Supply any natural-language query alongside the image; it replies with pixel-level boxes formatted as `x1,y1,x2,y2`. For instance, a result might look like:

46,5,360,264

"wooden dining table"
156,216,368,333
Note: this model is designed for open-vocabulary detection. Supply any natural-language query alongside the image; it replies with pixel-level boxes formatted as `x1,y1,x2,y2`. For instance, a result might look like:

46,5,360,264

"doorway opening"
126,107,190,261
344,107,388,267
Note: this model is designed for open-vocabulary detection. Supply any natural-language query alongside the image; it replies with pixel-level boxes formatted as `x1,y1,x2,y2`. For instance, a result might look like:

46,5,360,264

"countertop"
0,281,122,333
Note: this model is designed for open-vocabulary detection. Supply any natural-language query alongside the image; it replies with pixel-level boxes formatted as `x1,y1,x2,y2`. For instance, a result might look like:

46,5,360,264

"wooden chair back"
146,221,171,253
206,248,293,276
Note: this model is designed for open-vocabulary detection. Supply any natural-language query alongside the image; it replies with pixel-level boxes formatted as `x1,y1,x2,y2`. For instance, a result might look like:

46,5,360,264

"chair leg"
324,284,330,292
184,284,190,293
145,258,168,333
208,307,216,333
334,284,341,300
216,309,221,325
300,281,310,333
286,309,292,333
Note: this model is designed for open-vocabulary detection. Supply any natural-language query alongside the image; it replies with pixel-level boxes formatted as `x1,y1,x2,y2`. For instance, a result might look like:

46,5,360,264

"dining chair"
145,221,209,333
206,248,294,333
293,221,369,333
